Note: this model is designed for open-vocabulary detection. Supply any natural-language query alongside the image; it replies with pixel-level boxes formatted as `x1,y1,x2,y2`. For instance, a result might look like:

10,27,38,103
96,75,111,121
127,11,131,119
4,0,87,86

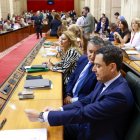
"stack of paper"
0,128,47,140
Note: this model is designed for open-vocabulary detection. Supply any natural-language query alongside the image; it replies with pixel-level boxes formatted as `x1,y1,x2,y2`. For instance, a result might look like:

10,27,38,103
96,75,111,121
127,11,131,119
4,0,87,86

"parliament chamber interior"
0,0,140,140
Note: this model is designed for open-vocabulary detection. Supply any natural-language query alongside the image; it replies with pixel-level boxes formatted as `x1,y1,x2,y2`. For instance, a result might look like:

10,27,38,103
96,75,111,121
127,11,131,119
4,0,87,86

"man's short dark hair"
114,12,120,16
83,6,90,12
96,45,123,71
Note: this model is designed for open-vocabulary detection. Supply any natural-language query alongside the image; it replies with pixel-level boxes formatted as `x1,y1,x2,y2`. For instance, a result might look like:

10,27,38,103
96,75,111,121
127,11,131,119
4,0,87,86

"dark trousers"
64,123,90,140
35,25,42,39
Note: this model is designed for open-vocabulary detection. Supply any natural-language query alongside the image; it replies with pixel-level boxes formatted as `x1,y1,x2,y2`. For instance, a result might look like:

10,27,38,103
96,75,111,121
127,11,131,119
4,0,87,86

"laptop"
24,79,52,89
121,49,140,61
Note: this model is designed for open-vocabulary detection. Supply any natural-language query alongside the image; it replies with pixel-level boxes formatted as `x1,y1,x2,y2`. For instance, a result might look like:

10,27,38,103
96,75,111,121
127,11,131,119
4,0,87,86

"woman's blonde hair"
131,18,140,32
62,30,82,54
68,24,83,39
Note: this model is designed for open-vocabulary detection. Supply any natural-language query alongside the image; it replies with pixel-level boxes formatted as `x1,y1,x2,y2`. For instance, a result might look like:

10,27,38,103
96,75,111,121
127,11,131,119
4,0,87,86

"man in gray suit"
81,7,95,37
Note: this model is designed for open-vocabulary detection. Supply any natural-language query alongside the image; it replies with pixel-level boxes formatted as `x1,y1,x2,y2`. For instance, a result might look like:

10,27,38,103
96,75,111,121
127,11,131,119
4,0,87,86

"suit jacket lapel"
74,60,88,83
91,82,104,102
96,76,123,101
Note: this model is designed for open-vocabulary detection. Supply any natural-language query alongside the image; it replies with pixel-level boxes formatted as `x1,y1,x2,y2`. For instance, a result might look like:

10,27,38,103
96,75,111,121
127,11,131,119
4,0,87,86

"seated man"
25,45,134,140
64,36,104,104
95,17,108,34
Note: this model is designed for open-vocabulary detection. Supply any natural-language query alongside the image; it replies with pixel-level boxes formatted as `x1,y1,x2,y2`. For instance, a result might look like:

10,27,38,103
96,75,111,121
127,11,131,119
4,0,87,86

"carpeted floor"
0,34,41,85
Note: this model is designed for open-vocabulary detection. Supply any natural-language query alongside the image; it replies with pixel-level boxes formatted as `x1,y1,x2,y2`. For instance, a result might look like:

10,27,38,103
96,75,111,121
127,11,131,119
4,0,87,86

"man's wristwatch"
38,112,45,122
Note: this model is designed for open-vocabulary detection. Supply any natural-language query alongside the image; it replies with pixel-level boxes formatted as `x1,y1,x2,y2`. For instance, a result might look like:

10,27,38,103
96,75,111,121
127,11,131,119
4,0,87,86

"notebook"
24,79,52,89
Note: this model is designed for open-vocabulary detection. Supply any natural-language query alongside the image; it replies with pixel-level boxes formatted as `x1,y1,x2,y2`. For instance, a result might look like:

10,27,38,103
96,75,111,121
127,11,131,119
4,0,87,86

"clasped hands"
64,96,72,104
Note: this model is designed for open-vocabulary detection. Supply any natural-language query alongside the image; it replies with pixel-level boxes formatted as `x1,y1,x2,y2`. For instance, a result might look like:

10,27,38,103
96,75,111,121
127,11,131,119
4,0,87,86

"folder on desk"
43,42,53,48
44,41,53,45
24,79,52,89
31,65,47,69
26,68,49,73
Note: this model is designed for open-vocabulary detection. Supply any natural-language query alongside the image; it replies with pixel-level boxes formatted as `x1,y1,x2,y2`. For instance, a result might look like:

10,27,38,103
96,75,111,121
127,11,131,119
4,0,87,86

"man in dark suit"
95,17,108,34
25,45,134,140
64,36,104,104
33,11,43,39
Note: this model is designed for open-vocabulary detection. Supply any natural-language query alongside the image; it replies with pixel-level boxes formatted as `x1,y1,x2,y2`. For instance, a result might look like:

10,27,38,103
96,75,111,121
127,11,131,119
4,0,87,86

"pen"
0,118,7,130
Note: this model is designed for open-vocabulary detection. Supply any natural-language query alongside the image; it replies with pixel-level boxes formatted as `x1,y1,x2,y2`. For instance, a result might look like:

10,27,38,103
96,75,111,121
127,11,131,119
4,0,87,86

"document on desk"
125,50,139,55
0,128,47,140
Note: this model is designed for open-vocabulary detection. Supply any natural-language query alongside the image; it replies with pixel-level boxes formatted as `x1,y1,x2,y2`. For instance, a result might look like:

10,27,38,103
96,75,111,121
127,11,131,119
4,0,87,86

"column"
74,0,85,16
111,0,121,22
0,0,2,18
1,0,10,19
9,0,14,17
121,0,140,25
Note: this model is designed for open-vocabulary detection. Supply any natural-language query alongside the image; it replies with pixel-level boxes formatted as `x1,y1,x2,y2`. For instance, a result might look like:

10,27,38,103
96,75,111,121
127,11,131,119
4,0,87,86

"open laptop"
24,79,52,89
121,49,140,61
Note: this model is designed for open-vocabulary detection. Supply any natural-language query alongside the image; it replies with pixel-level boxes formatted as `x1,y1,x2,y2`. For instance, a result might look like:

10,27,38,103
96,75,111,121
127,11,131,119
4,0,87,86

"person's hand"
43,106,58,112
47,59,54,70
114,32,120,38
24,109,40,122
64,96,72,104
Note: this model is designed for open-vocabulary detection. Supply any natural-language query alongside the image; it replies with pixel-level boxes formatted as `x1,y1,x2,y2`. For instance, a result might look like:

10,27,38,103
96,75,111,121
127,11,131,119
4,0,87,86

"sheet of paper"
0,128,47,140
126,50,139,55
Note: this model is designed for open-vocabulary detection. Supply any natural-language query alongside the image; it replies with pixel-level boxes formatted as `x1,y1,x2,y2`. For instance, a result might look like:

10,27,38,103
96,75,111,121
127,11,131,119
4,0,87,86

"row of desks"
0,24,49,52
123,57,140,77
0,38,63,140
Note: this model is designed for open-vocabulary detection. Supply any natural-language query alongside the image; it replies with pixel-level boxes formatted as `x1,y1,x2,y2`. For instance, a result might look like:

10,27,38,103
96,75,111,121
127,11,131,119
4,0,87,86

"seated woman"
68,24,84,50
49,13,62,37
114,19,130,45
47,30,82,87
123,18,140,51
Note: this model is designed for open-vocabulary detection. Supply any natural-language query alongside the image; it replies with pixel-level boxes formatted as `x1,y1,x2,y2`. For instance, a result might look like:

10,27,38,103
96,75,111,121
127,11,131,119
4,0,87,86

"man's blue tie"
73,63,92,97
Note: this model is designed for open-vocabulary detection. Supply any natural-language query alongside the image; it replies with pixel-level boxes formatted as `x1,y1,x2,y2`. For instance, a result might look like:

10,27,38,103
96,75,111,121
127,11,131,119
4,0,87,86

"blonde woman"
123,18,140,51
68,24,84,50
47,30,82,86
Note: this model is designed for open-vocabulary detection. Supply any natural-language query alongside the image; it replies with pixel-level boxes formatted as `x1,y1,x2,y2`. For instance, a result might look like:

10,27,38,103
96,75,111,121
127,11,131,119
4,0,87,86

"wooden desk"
113,42,140,76
0,39,63,140
11,46,62,101
0,100,63,140
0,26,30,52
0,24,49,52
123,57,140,76
11,71,62,101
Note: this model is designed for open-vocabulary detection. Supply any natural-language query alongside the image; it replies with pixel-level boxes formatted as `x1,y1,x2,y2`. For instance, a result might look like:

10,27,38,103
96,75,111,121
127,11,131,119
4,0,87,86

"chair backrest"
125,71,140,140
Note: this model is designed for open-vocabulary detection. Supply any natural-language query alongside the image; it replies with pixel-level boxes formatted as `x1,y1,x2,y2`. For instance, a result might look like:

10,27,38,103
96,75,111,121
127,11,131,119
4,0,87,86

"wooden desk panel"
113,43,140,76
0,26,30,52
0,100,63,140
123,57,140,76
0,35,5,52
